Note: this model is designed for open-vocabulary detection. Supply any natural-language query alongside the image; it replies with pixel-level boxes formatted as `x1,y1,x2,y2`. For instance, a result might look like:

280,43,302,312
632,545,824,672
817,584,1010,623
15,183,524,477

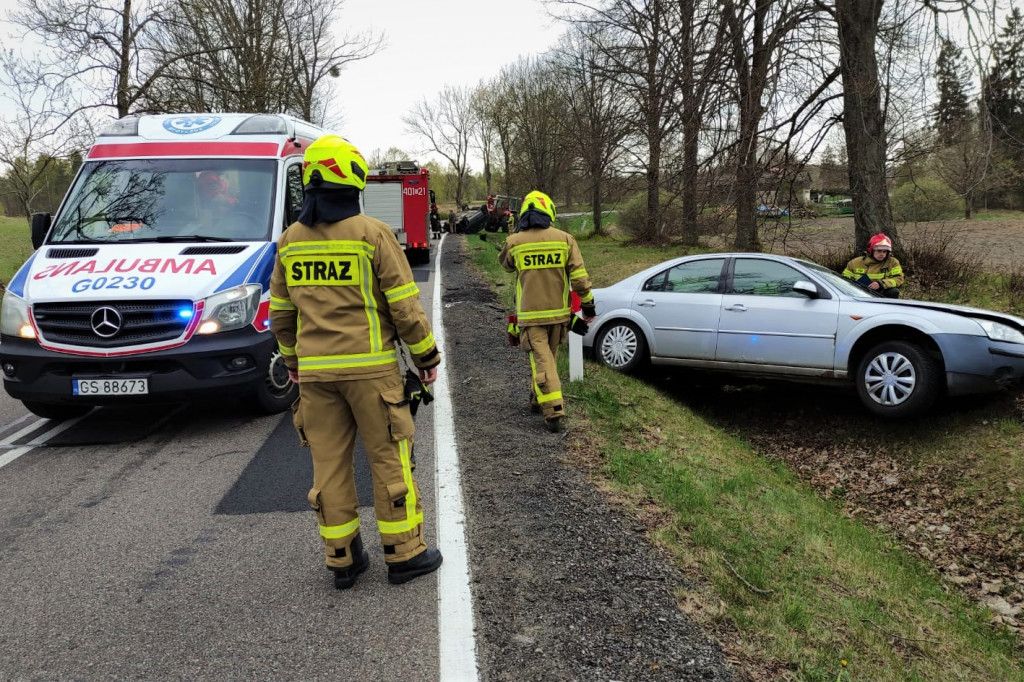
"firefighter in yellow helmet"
270,135,443,589
842,233,904,298
498,190,595,432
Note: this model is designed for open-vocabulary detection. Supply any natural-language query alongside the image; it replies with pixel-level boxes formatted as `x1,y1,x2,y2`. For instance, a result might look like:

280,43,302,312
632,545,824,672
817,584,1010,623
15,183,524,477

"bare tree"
470,84,498,197
404,85,476,207
553,24,630,235
551,0,681,240
0,52,89,222
721,0,827,251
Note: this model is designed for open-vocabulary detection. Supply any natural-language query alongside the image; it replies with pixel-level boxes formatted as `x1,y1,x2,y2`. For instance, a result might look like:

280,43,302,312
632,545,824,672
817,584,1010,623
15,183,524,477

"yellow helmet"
302,135,368,190
521,190,556,223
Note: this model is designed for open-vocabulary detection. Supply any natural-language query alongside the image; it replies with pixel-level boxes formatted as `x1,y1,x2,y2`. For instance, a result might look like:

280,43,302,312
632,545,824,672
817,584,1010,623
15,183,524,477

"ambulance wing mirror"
30,212,51,249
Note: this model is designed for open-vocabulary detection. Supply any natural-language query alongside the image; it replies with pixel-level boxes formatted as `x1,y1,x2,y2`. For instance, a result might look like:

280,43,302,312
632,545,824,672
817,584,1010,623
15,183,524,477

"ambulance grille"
32,300,193,348
179,246,247,255
47,248,100,259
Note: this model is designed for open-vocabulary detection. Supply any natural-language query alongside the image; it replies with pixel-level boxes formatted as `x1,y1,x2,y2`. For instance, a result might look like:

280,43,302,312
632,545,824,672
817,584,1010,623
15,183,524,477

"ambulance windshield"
50,158,277,243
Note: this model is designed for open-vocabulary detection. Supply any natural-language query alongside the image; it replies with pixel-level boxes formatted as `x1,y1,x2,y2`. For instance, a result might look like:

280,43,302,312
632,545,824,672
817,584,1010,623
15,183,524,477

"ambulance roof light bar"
231,114,289,135
99,116,140,137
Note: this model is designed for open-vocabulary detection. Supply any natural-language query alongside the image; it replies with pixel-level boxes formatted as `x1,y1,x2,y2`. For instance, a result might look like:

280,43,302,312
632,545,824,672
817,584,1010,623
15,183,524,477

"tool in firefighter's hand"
403,368,434,417
568,314,589,336
506,314,520,347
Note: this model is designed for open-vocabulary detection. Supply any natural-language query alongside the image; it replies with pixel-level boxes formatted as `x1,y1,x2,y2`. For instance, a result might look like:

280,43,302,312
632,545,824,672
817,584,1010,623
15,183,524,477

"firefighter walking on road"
499,190,594,432
270,135,443,590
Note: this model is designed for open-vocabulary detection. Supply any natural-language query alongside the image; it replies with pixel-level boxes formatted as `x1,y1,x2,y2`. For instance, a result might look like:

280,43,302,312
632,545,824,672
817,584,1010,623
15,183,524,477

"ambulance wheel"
251,350,298,414
22,401,92,421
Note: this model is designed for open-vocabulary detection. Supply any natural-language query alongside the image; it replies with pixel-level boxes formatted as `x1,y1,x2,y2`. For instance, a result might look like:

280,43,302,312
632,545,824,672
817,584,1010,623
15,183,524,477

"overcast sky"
0,0,567,170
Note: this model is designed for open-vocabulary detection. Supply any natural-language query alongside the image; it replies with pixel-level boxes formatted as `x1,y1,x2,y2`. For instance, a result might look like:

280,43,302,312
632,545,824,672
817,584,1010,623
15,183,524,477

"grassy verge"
465,235,1024,681
0,216,34,287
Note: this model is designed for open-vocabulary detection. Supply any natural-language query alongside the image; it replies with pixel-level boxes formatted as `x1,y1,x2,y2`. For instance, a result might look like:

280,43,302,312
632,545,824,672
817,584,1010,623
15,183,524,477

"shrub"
1000,265,1024,313
897,225,982,296
619,191,683,243
890,177,962,223
797,243,856,274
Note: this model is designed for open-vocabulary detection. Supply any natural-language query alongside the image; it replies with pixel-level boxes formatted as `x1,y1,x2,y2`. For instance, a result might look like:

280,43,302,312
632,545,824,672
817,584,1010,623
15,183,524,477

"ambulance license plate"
72,378,149,396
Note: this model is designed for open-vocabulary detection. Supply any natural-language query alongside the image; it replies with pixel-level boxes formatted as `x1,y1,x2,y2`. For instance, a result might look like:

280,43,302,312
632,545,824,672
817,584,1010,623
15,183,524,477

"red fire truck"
363,161,432,265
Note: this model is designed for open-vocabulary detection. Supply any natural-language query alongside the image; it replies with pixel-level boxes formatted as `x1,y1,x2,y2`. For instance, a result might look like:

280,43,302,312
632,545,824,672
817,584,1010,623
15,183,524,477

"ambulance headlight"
196,285,261,334
0,293,36,339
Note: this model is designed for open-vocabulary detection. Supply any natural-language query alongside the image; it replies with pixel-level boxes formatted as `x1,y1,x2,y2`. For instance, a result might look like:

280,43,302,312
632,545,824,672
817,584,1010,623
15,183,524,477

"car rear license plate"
72,378,149,396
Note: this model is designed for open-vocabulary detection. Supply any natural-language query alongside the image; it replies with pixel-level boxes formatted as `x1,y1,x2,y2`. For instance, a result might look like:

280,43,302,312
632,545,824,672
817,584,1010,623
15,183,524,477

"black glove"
403,369,434,417
568,315,589,336
581,302,596,319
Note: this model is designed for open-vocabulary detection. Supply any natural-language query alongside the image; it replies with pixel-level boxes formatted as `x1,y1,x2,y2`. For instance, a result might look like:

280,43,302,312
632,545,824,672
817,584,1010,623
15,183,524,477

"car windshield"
800,260,881,298
50,158,277,243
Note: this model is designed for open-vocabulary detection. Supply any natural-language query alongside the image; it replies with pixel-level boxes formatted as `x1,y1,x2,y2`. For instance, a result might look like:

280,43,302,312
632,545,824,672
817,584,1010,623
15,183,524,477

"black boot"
545,416,564,433
387,548,443,585
332,535,370,590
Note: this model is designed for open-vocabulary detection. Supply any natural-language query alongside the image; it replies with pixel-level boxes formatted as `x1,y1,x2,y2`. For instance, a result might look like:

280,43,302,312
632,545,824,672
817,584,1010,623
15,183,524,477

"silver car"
582,253,1024,417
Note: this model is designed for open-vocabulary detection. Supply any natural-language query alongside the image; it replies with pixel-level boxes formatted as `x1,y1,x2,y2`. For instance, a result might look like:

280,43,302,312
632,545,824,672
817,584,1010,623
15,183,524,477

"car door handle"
637,299,656,308
724,303,747,312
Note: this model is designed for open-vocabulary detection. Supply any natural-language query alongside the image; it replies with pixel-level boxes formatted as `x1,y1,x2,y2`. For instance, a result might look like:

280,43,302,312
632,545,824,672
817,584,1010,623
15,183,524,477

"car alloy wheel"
862,351,917,406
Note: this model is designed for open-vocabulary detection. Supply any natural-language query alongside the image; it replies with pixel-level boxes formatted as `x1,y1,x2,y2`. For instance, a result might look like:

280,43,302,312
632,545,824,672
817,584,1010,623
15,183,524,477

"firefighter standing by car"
843,233,905,298
270,135,443,590
499,190,594,432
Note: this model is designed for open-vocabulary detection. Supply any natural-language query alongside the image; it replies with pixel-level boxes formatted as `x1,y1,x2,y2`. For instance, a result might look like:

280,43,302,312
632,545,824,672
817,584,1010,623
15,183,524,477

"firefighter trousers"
521,323,567,420
293,372,428,569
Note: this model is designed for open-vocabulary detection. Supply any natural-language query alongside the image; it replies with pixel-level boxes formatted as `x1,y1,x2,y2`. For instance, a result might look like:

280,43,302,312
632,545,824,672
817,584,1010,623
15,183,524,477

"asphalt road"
0,250,447,681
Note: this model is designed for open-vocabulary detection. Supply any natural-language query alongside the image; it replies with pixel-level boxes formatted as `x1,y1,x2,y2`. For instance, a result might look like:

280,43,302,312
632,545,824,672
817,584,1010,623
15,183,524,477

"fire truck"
362,161,432,265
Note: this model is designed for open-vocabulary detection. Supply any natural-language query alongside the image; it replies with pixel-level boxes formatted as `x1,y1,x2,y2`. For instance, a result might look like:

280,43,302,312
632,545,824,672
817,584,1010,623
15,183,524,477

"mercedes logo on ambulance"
90,306,123,338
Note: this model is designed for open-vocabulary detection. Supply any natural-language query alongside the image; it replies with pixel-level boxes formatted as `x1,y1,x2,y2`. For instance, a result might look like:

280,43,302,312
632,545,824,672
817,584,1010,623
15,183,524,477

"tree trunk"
733,80,761,251
682,117,700,247
835,0,896,251
964,190,973,219
117,0,132,117
680,0,699,247
591,180,603,236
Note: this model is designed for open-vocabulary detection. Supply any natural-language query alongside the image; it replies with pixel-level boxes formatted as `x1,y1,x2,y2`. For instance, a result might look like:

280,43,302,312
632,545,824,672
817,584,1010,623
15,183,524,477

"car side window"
643,258,724,293
731,259,805,297
285,163,304,226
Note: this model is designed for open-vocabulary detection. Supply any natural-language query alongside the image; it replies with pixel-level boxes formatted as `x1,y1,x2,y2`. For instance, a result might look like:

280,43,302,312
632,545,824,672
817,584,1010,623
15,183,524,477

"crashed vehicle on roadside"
583,253,1024,418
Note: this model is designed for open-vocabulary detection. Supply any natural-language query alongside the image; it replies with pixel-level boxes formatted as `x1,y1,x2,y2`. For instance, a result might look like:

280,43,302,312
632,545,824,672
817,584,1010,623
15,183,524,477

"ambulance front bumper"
0,331,277,406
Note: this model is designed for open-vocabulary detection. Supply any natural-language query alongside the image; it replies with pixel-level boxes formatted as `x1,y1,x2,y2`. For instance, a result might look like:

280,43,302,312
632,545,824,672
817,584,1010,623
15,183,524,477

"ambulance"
0,113,331,420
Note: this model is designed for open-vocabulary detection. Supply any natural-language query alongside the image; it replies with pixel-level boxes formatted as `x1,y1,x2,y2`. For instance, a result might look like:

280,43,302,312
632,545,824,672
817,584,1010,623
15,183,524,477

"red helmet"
868,234,892,252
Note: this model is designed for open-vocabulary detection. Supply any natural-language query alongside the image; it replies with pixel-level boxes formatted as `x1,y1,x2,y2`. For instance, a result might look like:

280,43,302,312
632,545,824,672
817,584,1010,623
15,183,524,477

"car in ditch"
581,253,1024,417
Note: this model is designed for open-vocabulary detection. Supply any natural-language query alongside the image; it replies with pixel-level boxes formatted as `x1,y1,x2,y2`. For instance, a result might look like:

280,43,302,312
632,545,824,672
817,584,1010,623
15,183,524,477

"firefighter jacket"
269,215,440,382
842,254,905,291
498,225,593,327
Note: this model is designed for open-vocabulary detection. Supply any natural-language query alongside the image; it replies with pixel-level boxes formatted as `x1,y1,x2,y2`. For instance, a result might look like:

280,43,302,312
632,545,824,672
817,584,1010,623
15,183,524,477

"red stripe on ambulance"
88,142,280,159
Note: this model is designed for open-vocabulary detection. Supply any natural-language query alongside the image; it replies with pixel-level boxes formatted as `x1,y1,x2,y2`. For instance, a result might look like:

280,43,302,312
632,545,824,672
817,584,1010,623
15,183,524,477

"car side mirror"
793,280,818,298
31,212,51,249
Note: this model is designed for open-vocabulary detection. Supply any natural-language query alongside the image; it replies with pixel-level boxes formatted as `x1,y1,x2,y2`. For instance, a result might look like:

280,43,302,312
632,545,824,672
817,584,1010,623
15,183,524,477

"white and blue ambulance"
0,113,328,420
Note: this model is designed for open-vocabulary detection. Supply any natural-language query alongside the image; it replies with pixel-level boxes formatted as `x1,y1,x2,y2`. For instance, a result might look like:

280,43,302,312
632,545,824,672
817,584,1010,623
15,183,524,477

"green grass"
0,216,34,287
464,234,1024,681
968,210,1024,222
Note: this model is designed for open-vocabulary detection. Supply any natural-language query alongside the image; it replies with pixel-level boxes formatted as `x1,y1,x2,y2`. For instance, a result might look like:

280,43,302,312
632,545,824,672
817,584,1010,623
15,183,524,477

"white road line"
0,416,49,446
0,412,38,440
433,234,480,681
0,414,88,469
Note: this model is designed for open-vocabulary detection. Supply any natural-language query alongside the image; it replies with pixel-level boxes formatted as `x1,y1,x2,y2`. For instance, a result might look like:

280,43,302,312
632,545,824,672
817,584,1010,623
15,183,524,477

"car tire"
855,340,941,418
251,350,298,414
22,401,92,421
594,320,648,373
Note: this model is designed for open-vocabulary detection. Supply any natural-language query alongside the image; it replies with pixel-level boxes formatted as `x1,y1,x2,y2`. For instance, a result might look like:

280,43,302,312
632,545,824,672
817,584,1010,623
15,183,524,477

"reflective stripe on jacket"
270,215,439,381
498,225,593,327
842,255,905,290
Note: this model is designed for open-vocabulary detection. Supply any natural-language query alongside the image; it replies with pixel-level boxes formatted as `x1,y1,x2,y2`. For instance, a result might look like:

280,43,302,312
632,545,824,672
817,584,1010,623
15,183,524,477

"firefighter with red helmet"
843,233,904,298
270,134,443,589
498,190,594,432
